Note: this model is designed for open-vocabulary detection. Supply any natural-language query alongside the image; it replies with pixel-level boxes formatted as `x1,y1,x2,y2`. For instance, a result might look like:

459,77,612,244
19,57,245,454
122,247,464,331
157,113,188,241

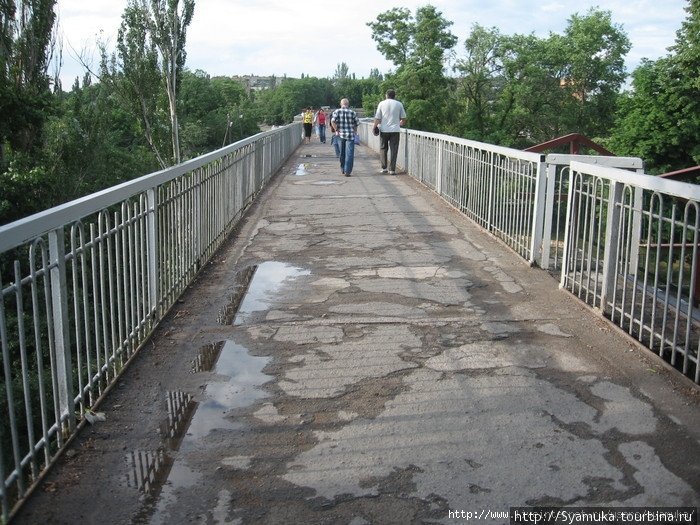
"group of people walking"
301,89,406,178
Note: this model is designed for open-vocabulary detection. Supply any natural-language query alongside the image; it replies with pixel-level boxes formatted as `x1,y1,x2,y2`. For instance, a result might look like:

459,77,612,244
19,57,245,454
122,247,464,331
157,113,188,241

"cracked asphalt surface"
14,140,700,525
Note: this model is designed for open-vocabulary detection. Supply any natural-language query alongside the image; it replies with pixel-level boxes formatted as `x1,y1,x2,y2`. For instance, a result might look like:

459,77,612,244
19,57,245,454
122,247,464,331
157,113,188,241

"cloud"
55,0,687,86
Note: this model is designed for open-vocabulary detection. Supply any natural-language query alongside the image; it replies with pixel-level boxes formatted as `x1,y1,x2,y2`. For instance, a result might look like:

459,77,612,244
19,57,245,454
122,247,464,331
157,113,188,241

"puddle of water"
295,163,309,176
186,341,271,440
217,266,256,324
191,342,223,372
160,390,198,447
126,449,173,496
233,262,310,325
129,341,272,522
312,180,342,185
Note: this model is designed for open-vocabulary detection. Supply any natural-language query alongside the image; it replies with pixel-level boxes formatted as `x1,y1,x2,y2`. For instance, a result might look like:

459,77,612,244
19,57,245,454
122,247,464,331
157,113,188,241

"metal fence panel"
562,162,700,384
0,123,301,520
359,123,699,386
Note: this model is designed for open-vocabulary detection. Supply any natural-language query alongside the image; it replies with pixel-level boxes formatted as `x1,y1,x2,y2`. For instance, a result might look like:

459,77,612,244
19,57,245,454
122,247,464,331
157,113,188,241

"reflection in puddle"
217,266,256,324
126,449,172,495
191,342,223,372
295,163,309,175
159,390,197,447
233,261,310,325
129,341,272,522
127,391,196,496
186,341,271,440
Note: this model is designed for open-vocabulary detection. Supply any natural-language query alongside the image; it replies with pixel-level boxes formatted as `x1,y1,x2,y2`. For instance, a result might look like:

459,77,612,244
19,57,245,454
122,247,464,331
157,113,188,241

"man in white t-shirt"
373,89,407,175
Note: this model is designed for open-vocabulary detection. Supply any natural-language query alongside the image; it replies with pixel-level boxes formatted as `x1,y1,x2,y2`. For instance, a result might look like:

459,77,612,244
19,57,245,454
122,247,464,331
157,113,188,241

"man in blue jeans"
330,98,359,177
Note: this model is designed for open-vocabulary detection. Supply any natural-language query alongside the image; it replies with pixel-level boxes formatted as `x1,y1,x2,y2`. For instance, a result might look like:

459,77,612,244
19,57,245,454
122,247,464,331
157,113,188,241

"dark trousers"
380,132,400,171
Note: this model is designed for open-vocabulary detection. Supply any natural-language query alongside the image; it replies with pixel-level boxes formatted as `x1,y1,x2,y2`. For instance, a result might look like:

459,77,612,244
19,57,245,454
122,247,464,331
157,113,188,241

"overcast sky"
55,0,688,86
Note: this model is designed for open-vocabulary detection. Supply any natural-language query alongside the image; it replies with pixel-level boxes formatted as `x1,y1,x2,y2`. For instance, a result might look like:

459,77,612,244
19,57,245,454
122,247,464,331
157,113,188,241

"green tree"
104,0,194,168
452,24,503,140
0,0,58,224
107,2,169,167
609,1,699,172
450,9,630,148
555,8,630,137
0,0,56,158
367,7,413,67
147,0,195,165
368,5,457,131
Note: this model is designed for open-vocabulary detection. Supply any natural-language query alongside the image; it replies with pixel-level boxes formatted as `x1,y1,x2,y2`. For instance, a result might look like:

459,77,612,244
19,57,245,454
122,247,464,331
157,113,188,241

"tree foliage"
0,0,57,223
451,8,629,148
2,1,699,228
368,5,457,131
609,0,699,173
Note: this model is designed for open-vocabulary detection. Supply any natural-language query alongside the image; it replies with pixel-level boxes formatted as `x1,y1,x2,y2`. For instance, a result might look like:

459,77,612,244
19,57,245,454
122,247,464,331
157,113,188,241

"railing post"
436,140,443,195
487,151,495,232
146,188,159,320
403,129,408,174
48,228,75,433
559,165,577,289
540,161,558,269
599,180,624,312
193,173,202,267
629,170,645,275
530,155,548,265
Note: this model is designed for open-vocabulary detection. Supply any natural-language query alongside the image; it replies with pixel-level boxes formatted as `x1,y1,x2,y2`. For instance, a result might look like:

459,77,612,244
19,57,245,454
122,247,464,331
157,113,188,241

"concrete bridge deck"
15,139,700,524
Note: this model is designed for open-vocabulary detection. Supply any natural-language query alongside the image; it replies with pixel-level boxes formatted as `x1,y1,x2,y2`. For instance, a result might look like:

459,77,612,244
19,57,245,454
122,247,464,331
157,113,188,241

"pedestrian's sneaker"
389,170,396,175
380,168,388,174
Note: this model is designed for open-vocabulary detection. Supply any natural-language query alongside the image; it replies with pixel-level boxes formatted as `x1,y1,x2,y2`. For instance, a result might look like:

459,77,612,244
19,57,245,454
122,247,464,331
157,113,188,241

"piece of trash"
84,409,106,424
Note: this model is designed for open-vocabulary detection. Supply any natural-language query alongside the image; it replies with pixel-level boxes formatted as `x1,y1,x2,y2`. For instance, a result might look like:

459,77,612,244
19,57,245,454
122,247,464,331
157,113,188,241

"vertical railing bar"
541,162,557,269
598,179,618,312
592,180,606,305
69,225,85,415
0,274,25,495
660,206,677,361
77,224,93,408
29,242,51,466
98,213,110,388
146,188,158,321
559,167,578,290
13,260,39,480
682,202,699,374
638,200,654,345
116,205,126,369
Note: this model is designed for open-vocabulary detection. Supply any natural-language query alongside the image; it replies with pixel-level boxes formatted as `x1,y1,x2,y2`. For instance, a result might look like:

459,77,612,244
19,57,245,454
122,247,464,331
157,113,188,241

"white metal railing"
360,124,547,263
359,122,698,385
562,161,700,383
0,123,302,520
540,154,644,273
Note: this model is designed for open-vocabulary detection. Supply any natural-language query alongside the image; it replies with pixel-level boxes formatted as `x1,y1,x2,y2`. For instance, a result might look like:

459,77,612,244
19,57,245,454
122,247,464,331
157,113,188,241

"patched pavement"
15,139,700,525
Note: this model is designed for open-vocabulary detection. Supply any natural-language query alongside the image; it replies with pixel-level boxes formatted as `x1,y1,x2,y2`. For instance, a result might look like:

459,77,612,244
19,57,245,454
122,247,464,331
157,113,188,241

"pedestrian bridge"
1,123,699,523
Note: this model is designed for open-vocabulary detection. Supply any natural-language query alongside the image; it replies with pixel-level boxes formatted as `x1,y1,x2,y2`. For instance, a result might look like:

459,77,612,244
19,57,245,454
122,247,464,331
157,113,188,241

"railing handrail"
571,160,700,201
546,154,643,169
360,121,699,386
0,122,302,521
404,128,544,163
0,129,277,253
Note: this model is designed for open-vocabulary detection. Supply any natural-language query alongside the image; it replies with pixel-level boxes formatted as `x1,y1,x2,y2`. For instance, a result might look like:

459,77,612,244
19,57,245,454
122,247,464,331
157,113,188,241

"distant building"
231,75,286,93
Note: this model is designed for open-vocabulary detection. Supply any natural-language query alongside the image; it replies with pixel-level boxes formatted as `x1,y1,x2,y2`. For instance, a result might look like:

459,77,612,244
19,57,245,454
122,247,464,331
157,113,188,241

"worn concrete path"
15,139,700,525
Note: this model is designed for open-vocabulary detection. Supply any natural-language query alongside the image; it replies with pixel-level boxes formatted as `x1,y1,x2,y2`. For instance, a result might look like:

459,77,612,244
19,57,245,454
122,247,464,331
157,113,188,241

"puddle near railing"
129,341,271,522
217,266,256,324
187,341,270,440
233,262,310,325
